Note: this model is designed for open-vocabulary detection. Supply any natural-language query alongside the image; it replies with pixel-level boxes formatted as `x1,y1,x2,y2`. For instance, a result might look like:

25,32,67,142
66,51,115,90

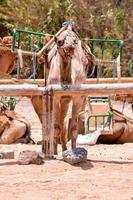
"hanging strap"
116,53,121,82
17,49,24,78
112,59,116,80
97,59,102,83
29,52,37,80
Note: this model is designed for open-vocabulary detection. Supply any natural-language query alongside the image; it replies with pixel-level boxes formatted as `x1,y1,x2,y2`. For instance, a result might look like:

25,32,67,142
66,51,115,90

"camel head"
54,25,78,57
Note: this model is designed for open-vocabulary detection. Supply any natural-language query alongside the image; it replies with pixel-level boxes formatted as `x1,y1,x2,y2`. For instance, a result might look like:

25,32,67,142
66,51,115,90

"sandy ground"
0,98,133,200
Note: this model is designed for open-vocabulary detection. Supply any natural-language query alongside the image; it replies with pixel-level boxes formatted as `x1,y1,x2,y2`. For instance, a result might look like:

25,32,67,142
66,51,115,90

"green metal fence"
12,28,47,79
84,38,124,60
12,28,46,51
84,38,124,80
87,111,113,132
12,29,124,58
11,28,124,80
86,97,113,133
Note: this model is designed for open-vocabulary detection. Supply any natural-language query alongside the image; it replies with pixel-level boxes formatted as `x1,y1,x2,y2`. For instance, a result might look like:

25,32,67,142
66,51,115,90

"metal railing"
11,28,47,79
84,38,124,60
12,28,46,51
11,28,124,81
84,38,124,81
86,96,113,132
87,111,113,132
12,29,124,58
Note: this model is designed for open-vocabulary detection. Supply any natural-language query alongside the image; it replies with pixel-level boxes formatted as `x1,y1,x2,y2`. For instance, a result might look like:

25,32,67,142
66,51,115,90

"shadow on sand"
88,159,133,165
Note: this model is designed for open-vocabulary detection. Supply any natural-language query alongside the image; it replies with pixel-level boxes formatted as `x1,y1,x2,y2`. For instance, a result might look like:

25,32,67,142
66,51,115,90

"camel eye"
74,39,77,44
57,40,64,46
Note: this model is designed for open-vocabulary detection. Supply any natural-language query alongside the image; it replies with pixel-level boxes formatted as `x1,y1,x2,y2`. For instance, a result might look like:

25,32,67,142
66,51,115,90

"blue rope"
62,20,75,26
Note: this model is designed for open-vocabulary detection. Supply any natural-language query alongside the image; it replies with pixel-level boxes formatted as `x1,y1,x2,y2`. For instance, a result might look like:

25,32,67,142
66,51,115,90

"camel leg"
54,143,58,155
70,97,84,149
53,97,61,154
31,96,43,123
15,138,29,144
60,96,71,152
15,135,35,144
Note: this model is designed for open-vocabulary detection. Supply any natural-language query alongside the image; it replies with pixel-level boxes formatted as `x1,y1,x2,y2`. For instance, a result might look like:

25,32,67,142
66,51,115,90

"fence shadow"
88,159,133,165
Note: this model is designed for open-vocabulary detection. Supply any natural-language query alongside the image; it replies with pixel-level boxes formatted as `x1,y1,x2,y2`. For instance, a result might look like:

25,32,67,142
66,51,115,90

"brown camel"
0,108,33,144
0,36,16,77
78,100,133,144
32,25,93,154
97,106,133,144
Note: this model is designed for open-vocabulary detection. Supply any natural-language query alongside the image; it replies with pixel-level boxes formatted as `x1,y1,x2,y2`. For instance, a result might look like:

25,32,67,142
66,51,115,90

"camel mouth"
64,44,75,50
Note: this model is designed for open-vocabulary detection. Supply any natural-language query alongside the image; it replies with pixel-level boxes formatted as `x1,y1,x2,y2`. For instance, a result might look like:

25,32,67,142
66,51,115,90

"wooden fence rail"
0,77,133,86
1,83,133,157
0,82,133,96
47,83,133,96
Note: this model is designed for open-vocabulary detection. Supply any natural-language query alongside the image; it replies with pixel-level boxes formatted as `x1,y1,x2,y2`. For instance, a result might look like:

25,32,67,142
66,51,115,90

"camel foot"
37,140,42,145
15,138,29,144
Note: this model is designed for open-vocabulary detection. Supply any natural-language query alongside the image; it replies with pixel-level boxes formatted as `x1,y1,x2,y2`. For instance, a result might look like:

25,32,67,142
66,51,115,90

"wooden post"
49,89,54,157
116,54,121,83
42,93,47,155
42,88,54,158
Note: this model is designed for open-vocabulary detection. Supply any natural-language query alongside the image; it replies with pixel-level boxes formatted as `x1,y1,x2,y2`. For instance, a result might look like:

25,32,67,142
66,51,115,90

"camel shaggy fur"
32,25,93,154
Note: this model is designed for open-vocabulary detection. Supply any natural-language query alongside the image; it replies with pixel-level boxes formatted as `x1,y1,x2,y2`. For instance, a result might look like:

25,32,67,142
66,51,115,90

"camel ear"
54,36,58,43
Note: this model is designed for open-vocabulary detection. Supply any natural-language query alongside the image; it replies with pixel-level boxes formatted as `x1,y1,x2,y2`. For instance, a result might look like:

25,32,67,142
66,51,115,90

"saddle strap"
112,108,133,124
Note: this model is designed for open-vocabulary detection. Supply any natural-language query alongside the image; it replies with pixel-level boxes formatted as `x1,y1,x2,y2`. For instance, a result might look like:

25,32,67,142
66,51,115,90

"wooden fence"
1,82,133,157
